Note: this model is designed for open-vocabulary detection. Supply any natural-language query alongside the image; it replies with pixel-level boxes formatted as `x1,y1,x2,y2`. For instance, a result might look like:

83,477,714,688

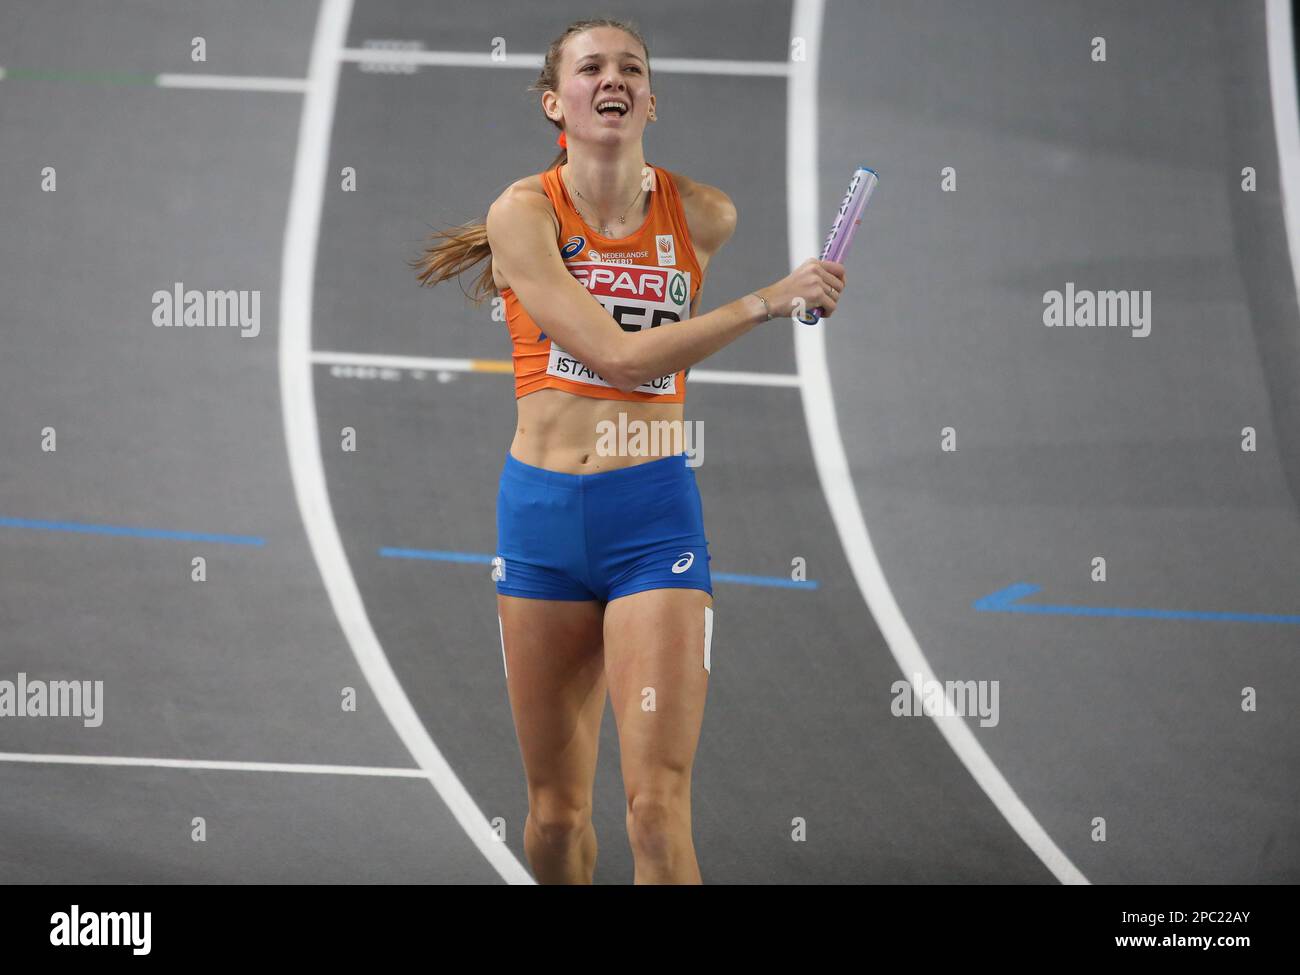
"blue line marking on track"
380,547,494,564
0,515,265,546
974,582,1300,624
711,571,818,590
379,547,818,589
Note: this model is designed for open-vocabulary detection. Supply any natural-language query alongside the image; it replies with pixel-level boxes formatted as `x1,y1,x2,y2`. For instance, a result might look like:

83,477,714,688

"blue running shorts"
494,450,713,602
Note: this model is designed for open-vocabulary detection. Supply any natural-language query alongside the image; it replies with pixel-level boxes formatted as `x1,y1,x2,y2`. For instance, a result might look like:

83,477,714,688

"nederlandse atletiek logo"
656,233,676,265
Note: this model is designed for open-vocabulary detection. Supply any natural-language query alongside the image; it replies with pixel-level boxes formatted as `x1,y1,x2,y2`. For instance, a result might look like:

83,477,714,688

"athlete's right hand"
756,258,847,320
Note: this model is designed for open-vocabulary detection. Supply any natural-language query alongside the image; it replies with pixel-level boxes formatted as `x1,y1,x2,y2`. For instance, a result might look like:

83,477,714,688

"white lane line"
689,368,799,387
0,752,427,778
311,350,800,386
339,48,790,76
651,56,790,77
279,0,532,885
787,0,1088,885
1267,0,1300,320
157,73,310,92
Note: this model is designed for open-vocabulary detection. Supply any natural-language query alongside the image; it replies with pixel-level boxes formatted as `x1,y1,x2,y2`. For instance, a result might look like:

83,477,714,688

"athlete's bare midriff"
510,389,686,473
492,170,696,475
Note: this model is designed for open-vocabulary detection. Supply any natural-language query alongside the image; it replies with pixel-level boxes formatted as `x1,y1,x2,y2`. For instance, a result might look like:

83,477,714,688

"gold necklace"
564,166,646,236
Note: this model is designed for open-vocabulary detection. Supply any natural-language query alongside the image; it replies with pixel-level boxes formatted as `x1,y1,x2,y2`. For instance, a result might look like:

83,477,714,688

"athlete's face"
546,28,654,146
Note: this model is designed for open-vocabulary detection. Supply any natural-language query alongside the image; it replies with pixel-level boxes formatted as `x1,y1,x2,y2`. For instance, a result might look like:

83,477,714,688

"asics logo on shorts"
671,552,695,574
491,556,506,581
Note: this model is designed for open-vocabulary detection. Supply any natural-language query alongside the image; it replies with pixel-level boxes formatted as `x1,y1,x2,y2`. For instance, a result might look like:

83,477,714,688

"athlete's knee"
528,794,593,844
625,780,690,856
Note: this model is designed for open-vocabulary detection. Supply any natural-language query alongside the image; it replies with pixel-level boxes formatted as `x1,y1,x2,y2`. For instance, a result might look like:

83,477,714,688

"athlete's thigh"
498,594,608,797
602,588,713,784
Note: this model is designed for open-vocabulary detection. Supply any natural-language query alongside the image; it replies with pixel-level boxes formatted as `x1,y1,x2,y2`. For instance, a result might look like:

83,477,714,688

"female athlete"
411,17,847,884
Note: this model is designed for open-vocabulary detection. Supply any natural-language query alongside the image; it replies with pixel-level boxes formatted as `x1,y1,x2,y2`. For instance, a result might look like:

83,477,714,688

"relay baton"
797,166,878,325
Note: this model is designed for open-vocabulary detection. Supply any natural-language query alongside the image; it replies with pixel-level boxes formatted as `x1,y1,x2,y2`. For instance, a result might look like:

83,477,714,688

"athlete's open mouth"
595,99,629,117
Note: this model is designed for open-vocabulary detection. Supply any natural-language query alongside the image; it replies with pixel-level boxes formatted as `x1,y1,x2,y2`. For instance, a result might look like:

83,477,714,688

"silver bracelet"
751,292,773,321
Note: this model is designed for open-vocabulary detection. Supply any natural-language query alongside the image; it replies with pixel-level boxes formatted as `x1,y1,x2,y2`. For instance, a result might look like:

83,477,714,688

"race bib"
547,262,691,395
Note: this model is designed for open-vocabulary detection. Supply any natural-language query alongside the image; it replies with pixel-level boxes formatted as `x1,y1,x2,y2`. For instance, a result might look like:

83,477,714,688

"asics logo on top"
561,236,585,259
671,552,695,574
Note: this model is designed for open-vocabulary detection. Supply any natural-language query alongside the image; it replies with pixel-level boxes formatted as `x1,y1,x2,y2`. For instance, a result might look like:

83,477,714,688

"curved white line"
1268,0,1300,313
787,0,1088,885
279,0,531,884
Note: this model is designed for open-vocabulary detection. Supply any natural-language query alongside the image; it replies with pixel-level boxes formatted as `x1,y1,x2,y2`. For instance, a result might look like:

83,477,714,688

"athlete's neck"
561,148,650,228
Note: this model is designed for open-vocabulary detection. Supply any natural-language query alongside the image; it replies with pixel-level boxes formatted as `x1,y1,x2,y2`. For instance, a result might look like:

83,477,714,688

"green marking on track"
1,67,157,86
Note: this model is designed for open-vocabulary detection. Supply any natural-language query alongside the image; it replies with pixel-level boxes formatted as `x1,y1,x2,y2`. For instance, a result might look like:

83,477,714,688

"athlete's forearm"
612,292,770,391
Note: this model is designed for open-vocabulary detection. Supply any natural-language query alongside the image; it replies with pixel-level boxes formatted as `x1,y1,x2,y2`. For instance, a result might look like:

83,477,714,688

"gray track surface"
0,0,1295,884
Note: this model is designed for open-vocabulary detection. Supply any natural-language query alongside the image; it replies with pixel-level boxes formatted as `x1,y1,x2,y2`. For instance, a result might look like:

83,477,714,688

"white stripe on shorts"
703,605,713,673
498,615,507,678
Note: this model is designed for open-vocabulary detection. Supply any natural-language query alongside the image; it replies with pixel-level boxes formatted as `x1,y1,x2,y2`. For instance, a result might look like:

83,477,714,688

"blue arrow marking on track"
974,582,1300,624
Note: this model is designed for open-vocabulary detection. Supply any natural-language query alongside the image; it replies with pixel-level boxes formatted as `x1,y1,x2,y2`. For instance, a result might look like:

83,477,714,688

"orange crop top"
499,164,704,403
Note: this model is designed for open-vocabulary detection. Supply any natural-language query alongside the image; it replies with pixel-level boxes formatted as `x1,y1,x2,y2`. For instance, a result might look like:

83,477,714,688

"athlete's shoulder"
490,172,561,237
663,170,737,258
498,171,548,201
